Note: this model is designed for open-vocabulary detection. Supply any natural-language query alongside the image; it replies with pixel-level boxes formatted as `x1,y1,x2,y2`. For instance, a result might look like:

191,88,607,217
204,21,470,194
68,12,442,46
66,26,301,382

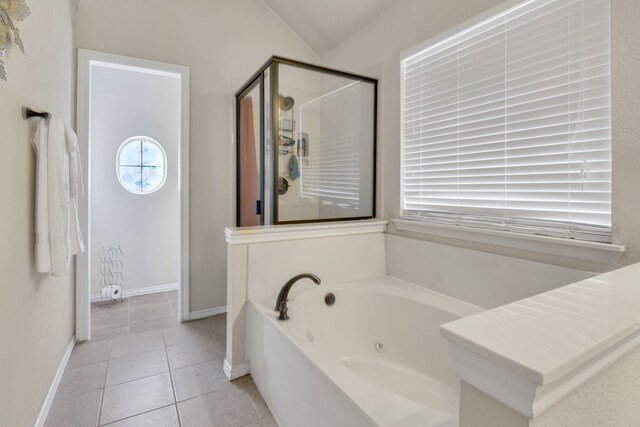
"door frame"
76,49,190,341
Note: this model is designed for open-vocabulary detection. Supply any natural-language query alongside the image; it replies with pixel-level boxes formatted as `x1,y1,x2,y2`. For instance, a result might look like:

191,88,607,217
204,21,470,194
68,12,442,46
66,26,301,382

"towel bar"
22,107,50,120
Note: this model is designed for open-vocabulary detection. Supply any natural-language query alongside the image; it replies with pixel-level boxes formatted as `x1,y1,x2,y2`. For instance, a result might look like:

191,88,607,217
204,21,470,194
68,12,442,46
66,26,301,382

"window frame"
116,136,168,195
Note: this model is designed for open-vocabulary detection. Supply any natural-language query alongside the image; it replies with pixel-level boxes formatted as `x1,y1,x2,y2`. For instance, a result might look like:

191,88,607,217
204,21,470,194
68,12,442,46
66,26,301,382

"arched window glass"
117,136,167,194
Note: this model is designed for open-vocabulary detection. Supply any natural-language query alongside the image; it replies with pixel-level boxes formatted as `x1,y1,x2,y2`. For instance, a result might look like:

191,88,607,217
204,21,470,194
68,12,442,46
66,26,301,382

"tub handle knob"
278,301,289,321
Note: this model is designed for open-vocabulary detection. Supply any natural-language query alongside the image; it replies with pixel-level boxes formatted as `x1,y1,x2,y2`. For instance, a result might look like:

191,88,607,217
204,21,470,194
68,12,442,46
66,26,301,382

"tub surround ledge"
225,219,388,245
440,262,640,419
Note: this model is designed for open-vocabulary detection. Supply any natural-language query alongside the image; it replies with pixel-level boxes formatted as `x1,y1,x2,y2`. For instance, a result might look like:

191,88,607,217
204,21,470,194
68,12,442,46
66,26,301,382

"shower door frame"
235,73,265,226
235,56,378,226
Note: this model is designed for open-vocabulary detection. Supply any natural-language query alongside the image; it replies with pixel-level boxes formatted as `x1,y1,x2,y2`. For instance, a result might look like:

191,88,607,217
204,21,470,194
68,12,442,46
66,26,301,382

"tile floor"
45,296,278,427
91,291,180,341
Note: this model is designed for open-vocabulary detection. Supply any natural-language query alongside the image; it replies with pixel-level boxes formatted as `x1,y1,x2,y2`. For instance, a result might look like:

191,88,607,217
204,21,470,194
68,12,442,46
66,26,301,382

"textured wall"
0,0,77,425
322,0,640,273
76,0,319,311
90,66,180,296
459,345,640,426
531,345,640,427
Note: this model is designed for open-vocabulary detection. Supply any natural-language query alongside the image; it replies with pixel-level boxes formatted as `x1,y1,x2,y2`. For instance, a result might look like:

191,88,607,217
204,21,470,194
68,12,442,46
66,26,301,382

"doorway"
76,50,190,341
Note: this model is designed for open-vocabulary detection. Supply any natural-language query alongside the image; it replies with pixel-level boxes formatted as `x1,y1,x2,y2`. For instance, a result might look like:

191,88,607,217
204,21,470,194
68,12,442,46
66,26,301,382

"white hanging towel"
30,118,51,273
30,115,84,277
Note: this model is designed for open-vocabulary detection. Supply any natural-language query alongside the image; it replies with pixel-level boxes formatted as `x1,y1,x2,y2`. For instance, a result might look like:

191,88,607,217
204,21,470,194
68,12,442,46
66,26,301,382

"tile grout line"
105,371,171,389
98,404,176,427
96,339,113,426
167,291,176,320
127,297,133,335
163,331,182,427
244,384,264,422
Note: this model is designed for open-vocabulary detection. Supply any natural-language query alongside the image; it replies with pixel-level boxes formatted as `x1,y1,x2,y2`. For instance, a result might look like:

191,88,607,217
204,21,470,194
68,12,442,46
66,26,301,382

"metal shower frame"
235,55,378,226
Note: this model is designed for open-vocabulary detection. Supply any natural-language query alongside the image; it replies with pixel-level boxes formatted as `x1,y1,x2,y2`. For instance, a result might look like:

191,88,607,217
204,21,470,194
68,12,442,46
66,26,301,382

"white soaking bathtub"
246,276,482,427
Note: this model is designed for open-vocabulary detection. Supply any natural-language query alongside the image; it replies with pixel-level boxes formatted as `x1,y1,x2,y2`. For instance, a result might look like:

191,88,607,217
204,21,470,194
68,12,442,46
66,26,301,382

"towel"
30,118,51,273
289,154,300,181
30,115,84,277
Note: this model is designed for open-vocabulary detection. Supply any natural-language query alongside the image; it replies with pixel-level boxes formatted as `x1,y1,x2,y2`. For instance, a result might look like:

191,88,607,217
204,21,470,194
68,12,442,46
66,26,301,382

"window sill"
392,218,625,265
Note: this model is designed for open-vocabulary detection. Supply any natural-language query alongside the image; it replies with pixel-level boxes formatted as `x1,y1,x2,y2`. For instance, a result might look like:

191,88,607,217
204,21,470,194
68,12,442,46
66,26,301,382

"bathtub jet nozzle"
275,273,321,320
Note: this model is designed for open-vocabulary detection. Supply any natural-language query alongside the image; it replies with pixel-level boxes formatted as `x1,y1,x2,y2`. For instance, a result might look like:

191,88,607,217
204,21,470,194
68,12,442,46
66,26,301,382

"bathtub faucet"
275,273,321,321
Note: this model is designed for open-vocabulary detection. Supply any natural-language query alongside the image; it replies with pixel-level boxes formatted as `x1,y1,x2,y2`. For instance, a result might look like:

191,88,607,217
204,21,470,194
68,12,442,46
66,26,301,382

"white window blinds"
400,0,611,242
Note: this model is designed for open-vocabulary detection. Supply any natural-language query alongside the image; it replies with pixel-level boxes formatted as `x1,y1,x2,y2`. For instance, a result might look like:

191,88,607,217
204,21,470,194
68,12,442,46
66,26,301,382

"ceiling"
262,0,394,56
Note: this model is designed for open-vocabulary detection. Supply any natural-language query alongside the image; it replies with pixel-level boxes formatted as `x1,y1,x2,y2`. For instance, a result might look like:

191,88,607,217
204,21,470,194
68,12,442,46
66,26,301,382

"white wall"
76,0,320,311
0,0,77,425
90,65,180,296
386,235,592,309
459,344,640,426
322,0,640,273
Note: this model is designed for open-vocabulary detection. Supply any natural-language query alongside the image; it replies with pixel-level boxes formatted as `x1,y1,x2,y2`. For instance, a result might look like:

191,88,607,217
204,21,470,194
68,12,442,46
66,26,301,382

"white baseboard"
223,359,249,380
91,282,179,302
189,305,227,320
34,335,75,427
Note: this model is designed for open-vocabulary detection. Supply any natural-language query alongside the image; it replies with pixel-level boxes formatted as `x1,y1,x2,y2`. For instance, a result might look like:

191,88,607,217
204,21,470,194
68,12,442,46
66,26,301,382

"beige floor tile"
261,416,279,427
105,348,168,387
93,299,129,313
92,309,129,328
110,330,164,359
69,339,112,368
131,293,170,306
167,290,178,302
57,361,107,396
129,317,179,334
178,385,260,427
162,319,212,347
171,358,230,401
170,301,179,318
240,379,272,419
92,326,129,342
243,422,263,427
214,328,227,347
44,388,102,427
207,314,226,336
101,404,179,427
129,303,173,324
167,337,224,370
100,373,175,425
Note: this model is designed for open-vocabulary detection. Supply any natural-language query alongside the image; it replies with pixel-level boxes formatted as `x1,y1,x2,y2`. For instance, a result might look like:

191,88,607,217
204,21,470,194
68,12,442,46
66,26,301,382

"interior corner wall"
76,0,320,312
321,0,640,273
0,0,77,425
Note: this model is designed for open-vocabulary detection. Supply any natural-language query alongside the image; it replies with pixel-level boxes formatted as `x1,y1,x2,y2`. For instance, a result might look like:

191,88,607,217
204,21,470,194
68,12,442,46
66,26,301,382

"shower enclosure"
236,56,377,226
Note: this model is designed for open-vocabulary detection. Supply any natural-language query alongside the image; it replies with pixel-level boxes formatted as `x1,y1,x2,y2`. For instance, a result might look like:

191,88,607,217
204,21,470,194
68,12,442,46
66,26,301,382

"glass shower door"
274,63,376,223
237,78,263,227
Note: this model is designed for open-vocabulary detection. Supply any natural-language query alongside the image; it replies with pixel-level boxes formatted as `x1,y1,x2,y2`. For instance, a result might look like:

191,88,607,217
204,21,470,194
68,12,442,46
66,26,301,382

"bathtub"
246,276,483,427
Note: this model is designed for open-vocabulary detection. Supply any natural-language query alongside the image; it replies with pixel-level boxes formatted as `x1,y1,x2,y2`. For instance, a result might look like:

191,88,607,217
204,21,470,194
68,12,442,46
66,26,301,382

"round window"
116,136,167,194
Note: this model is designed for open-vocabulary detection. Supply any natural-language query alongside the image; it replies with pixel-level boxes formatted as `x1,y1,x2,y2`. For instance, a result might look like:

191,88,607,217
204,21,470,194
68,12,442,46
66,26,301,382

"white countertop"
440,261,640,417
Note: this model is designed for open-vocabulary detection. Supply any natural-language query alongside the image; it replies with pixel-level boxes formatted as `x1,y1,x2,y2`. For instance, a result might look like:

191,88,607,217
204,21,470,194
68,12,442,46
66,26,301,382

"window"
117,136,167,194
400,0,611,242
